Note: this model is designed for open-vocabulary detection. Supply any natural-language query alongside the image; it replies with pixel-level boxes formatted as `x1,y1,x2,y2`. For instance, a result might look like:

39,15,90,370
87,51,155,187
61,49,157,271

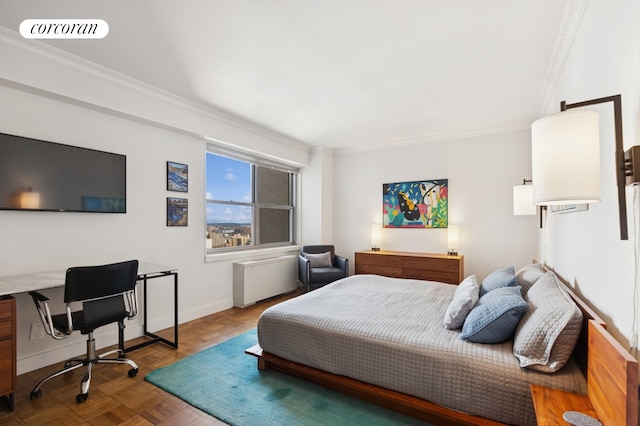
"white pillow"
443,275,480,330
515,263,545,295
513,272,583,372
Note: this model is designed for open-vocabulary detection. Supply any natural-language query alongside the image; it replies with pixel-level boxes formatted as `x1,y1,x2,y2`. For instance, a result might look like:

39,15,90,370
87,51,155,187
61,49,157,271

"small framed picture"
167,161,188,192
167,197,188,226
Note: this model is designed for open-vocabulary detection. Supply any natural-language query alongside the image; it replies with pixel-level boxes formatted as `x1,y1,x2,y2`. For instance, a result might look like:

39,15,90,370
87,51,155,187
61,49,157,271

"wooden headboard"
542,263,638,426
588,320,638,426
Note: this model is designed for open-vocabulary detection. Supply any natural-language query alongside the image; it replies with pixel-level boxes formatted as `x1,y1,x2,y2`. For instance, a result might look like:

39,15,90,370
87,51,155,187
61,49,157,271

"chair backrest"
64,260,139,303
301,245,336,260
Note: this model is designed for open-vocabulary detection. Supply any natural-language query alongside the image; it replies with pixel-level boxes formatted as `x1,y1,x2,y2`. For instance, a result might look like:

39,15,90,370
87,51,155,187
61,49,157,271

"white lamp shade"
371,224,381,249
513,184,536,215
447,225,459,252
531,109,600,205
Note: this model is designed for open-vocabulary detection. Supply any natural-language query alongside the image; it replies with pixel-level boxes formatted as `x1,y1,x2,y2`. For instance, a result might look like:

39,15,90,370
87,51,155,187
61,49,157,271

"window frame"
205,144,298,253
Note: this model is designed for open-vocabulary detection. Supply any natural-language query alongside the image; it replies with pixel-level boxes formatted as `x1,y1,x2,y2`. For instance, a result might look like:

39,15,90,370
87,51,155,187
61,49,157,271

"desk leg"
123,272,179,353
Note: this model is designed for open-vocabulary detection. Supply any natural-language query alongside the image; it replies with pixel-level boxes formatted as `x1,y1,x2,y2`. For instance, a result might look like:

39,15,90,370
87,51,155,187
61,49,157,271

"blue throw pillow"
461,286,529,344
479,266,517,297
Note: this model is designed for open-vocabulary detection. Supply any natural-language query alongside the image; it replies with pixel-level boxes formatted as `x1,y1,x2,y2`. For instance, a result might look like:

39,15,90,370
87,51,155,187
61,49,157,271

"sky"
205,153,252,224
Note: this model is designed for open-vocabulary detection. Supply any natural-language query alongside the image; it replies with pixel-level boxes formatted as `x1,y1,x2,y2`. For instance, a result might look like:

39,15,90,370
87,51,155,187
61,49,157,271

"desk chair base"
30,331,139,403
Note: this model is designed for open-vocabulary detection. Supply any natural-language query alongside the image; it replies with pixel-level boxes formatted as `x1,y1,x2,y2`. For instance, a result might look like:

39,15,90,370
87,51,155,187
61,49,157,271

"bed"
247,264,638,425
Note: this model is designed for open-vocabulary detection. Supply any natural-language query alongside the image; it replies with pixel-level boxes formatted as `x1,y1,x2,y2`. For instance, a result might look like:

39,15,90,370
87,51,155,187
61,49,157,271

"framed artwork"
383,179,448,228
167,161,188,192
167,197,188,226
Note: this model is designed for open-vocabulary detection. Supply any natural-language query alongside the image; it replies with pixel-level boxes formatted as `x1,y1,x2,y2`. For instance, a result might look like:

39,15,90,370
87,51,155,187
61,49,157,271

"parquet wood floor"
0,291,300,425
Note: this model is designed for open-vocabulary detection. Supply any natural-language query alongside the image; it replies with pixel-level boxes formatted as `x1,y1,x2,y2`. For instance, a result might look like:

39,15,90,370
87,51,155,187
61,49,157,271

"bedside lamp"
531,94,640,240
20,188,40,209
447,225,459,256
513,179,536,216
371,224,381,251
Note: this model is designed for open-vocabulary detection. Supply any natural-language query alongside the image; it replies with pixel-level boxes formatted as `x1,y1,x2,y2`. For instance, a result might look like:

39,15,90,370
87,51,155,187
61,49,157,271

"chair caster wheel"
128,367,138,377
76,393,88,403
30,389,42,399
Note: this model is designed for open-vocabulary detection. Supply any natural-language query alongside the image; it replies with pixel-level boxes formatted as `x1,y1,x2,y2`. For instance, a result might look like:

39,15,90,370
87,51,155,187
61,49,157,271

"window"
205,149,296,251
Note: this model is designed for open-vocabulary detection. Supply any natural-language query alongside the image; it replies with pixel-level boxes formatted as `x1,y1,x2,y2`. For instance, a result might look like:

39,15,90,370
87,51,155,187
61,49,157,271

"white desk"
0,261,179,352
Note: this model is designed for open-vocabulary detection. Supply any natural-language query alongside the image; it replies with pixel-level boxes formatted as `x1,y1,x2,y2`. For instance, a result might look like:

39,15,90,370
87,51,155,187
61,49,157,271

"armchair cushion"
303,251,333,268
309,267,346,284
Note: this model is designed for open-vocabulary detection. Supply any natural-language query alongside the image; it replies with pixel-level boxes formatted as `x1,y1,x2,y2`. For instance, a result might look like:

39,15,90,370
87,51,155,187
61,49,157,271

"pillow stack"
442,263,582,372
460,266,528,343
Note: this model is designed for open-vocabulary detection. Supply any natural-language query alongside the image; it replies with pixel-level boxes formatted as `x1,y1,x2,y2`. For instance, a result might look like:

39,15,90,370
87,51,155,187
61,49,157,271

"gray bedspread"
257,274,587,425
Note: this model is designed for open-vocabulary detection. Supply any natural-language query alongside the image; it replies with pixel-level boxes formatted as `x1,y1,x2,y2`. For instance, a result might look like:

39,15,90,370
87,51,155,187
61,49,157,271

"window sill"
205,245,301,264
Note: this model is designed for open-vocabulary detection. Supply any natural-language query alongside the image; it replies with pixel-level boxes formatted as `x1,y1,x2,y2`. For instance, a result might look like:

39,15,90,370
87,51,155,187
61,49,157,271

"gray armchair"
298,245,348,292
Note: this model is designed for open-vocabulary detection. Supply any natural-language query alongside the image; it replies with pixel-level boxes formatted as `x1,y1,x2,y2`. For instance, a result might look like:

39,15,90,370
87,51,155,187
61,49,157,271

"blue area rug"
145,329,427,425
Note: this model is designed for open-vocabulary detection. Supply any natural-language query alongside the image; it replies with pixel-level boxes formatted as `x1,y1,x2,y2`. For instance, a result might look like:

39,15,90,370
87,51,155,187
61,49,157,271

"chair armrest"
298,254,310,285
29,290,49,303
125,288,139,320
28,291,70,339
334,255,349,276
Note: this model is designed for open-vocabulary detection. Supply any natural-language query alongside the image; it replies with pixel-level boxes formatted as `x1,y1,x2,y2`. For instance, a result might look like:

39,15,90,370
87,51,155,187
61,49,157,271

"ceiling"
0,1,570,149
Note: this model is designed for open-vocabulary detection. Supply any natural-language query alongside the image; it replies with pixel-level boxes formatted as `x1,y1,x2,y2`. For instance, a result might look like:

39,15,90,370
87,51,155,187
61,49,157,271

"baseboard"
17,323,144,375
17,298,233,375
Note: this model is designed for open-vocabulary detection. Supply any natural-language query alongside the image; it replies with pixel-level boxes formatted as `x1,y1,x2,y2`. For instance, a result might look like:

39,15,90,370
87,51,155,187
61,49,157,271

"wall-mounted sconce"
531,94,639,240
20,187,40,209
371,223,381,251
513,179,536,216
447,225,459,256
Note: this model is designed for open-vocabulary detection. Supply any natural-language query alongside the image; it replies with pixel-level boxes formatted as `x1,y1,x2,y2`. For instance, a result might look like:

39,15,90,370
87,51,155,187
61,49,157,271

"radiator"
233,255,298,308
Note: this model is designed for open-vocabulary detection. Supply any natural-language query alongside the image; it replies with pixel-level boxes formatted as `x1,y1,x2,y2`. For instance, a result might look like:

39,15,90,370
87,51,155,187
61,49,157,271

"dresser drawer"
0,319,11,340
402,256,459,273
0,298,12,321
0,296,16,409
355,252,402,267
0,339,12,395
355,252,403,277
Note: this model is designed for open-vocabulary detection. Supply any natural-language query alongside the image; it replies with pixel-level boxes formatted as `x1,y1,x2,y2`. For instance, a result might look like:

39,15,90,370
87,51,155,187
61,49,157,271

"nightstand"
530,384,599,425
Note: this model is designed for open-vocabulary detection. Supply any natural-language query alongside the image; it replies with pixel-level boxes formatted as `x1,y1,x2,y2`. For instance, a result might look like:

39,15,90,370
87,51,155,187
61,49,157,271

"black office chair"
298,245,348,292
28,260,140,403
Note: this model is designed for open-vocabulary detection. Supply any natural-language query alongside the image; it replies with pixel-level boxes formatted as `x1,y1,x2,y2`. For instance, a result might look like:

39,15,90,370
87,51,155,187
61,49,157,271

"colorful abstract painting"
383,179,448,228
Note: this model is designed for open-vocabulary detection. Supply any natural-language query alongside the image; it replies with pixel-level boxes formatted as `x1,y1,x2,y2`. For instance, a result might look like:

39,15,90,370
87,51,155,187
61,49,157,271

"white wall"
538,0,640,347
0,32,309,374
332,130,538,281
299,147,334,245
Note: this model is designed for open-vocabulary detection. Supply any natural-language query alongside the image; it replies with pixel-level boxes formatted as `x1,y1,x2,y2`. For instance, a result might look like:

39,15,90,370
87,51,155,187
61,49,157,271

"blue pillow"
479,266,517,297
461,286,529,344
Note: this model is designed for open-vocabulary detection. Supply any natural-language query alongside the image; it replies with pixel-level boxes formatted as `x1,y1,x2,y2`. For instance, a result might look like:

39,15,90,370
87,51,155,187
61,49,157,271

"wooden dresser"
0,296,16,411
355,250,464,284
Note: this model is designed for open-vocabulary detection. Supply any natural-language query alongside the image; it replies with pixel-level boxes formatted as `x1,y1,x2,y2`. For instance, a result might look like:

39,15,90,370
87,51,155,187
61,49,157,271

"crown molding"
536,0,590,116
333,123,531,155
0,26,307,151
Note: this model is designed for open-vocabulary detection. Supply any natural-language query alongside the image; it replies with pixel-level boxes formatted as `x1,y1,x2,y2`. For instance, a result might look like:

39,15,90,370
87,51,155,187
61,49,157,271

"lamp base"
371,247,380,251
447,250,458,256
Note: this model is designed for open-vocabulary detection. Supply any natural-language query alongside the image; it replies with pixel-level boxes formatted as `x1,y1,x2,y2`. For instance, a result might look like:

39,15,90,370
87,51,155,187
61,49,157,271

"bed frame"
246,267,638,425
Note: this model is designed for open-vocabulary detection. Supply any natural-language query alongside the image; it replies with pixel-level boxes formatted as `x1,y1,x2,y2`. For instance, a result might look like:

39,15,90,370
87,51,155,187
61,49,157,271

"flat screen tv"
0,132,126,213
